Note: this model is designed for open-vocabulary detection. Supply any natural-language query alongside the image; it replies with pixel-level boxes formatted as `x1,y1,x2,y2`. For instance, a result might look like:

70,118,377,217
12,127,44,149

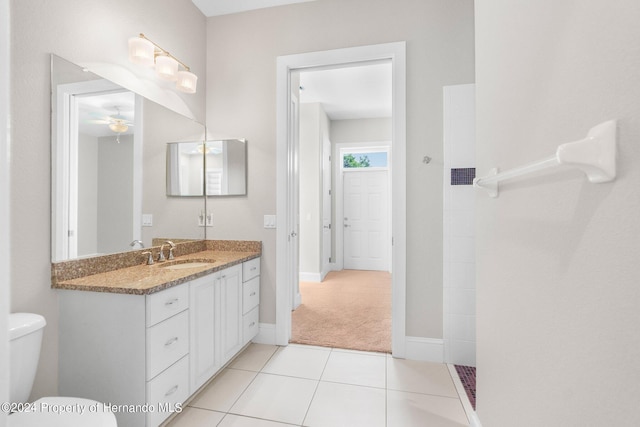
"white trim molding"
0,0,10,421
405,336,444,363
252,322,277,345
299,272,322,283
276,41,407,356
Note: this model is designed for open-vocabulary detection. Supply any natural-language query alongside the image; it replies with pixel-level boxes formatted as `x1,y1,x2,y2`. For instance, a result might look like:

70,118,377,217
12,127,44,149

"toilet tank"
9,313,46,404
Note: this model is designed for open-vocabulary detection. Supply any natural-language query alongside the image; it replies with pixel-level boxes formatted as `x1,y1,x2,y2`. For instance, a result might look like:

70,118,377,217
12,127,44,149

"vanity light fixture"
128,33,198,94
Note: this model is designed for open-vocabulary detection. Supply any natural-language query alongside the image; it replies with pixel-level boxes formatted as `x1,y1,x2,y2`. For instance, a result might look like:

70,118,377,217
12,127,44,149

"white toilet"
8,313,117,426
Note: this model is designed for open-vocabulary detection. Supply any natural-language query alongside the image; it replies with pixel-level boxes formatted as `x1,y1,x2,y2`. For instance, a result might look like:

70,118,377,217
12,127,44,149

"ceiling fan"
86,106,134,143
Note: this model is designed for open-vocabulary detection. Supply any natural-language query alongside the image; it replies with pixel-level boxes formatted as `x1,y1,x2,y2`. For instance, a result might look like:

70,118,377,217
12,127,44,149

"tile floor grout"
170,343,470,427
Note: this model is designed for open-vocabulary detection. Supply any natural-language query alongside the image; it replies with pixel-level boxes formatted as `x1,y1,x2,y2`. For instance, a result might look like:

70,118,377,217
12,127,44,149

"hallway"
290,270,391,353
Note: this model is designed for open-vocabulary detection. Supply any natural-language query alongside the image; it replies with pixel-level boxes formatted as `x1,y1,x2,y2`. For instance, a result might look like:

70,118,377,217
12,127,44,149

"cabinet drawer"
243,306,259,344
242,258,260,282
146,311,189,380
242,276,260,314
146,355,189,427
146,283,189,327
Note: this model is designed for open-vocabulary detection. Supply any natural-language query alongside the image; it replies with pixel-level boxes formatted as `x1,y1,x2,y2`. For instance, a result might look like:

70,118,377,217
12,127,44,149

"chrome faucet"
157,241,176,262
165,241,176,260
141,251,154,265
130,239,145,249
157,245,166,262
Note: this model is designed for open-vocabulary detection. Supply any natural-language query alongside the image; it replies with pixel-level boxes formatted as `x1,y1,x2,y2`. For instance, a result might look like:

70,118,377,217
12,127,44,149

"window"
342,151,388,169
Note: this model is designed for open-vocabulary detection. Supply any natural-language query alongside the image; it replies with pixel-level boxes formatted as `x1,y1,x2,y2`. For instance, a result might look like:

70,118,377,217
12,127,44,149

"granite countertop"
52,248,260,295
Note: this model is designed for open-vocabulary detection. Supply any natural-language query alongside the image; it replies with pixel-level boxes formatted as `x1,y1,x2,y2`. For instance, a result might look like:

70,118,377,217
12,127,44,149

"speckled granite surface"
52,240,261,295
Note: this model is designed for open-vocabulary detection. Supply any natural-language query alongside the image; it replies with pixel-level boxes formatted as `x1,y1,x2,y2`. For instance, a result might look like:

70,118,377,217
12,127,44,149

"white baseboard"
252,323,276,345
470,412,482,427
299,272,322,282
293,291,301,309
404,336,444,362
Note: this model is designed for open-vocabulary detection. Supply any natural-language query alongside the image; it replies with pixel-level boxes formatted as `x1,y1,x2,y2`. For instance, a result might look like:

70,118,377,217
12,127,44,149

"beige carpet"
290,269,391,353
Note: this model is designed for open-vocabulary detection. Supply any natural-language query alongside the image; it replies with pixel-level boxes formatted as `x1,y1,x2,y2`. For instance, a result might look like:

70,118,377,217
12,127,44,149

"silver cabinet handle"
290,231,297,237
165,337,179,347
165,298,179,306
344,224,350,228
249,322,255,327
250,291,256,296
165,385,178,397
250,266,257,271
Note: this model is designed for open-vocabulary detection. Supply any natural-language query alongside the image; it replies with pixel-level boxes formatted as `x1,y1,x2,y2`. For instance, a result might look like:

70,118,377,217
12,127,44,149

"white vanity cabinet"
58,256,261,427
220,264,243,365
190,260,261,391
189,273,218,392
59,282,191,427
242,257,261,344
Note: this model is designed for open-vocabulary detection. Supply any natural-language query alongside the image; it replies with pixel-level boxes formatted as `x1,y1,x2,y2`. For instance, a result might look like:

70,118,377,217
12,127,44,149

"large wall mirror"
51,54,206,262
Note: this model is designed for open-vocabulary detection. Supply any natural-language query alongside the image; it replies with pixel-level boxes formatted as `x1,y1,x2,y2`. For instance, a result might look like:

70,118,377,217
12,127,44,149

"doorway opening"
292,62,393,351
275,42,407,357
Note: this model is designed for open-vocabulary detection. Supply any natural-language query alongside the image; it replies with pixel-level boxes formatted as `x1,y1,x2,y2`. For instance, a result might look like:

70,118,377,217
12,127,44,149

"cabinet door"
219,264,243,365
190,274,218,392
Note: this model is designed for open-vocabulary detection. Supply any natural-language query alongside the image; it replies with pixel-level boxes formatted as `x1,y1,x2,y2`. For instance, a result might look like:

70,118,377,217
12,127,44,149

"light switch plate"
264,215,276,229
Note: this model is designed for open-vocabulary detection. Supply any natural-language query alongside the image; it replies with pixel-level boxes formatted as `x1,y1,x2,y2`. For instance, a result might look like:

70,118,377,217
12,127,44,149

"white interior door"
343,170,389,271
321,135,332,279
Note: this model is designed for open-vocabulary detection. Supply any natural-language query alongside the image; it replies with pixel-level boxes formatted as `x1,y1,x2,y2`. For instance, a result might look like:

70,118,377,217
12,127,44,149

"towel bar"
473,120,617,198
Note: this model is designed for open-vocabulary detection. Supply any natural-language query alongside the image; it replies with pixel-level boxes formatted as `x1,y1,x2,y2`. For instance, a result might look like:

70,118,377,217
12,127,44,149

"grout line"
385,352,388,427
300,347,333,426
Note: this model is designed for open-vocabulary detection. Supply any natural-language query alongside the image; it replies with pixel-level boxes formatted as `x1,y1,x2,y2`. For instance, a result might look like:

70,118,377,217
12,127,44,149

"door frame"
275,42,407,357
52,80,142,261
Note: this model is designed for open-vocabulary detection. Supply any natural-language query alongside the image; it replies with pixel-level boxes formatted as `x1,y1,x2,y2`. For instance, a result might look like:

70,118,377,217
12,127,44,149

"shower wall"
443,83,476,366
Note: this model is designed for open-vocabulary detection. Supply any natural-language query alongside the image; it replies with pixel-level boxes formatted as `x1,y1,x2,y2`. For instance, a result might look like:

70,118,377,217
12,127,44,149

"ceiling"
77,91,135,138
299,62,392,121
191,0,316,17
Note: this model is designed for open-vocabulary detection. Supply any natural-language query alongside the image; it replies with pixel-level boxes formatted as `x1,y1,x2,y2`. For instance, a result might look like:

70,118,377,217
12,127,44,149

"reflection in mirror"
205,139,247,196
51,54,206,262
166,139,247,196
166,142,204,197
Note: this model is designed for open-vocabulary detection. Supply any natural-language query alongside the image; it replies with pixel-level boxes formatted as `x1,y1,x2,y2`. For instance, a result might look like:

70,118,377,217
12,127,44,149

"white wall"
443,84,475,367
10,0,205,398
97,134,134,254
330,118,392,144
141,99,207,246
205,0,475,334
1,0,10,420
476,1,640,425
299,103,328,279
77,133,99,255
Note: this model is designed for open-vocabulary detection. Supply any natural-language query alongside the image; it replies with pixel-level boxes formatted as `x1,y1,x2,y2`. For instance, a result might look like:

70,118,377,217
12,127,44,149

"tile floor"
166,343,470,427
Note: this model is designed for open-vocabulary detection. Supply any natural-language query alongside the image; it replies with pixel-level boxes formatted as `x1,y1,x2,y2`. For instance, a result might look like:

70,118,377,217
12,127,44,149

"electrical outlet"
206,213,213,227
264,215,276,229
142,214,153,227
198,212,205,227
